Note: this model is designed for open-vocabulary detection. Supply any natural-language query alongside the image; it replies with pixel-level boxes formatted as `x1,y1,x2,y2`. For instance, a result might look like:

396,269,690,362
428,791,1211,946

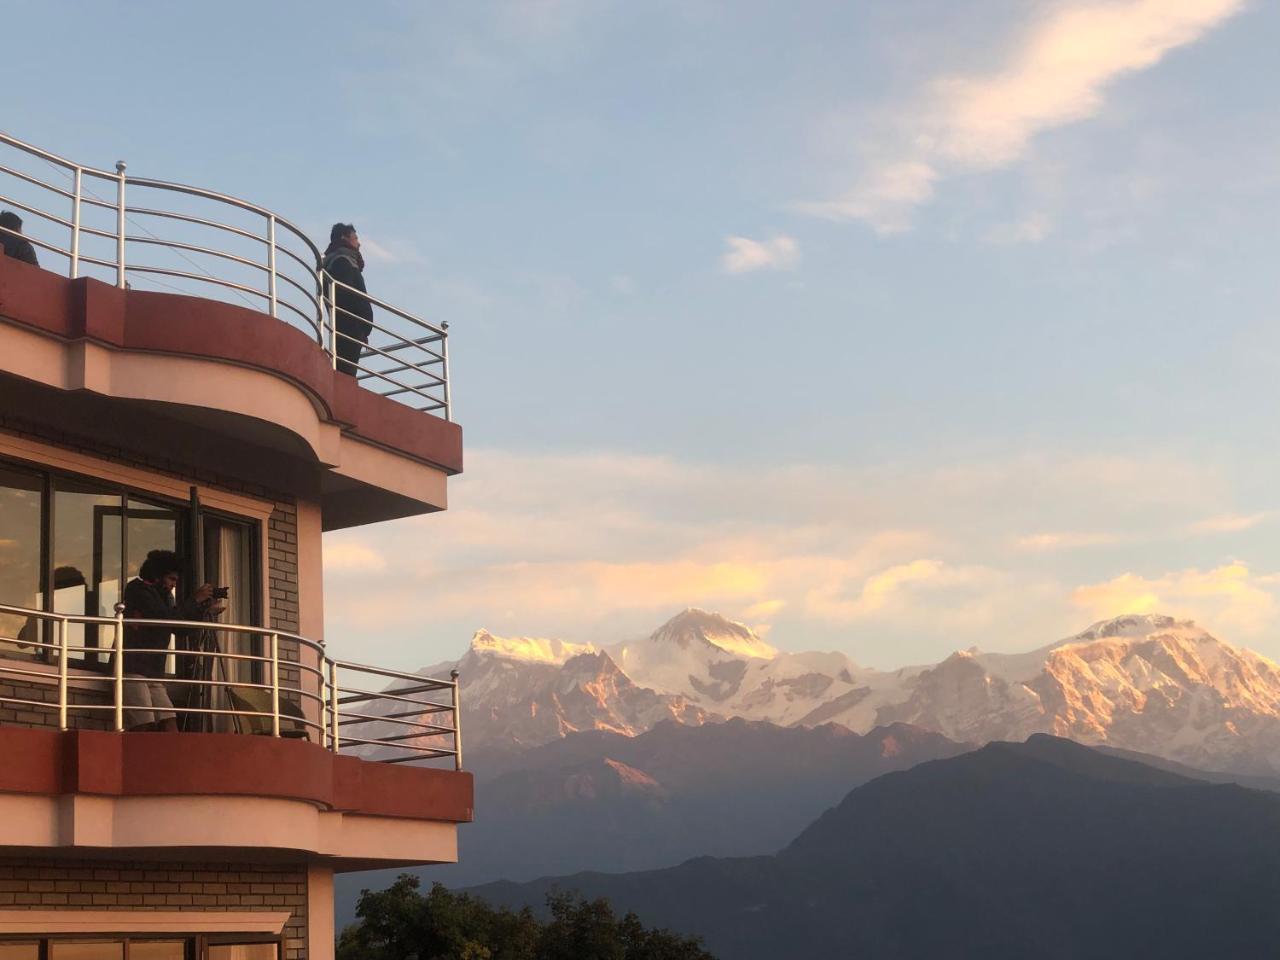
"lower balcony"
0,601,471,870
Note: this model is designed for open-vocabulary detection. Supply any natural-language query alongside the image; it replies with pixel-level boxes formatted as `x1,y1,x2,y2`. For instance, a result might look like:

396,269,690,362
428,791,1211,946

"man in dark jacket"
121,549,223,731
0,211,39,266
323,222,373,376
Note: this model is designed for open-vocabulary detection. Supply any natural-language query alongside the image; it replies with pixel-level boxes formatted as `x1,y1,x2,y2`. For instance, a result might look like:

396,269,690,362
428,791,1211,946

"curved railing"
0,131,450,419
0,601,462,769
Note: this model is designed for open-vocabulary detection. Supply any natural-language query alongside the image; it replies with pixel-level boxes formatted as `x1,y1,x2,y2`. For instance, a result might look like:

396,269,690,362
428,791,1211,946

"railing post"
329,660,340,751
326,273,338,369
451,669,463,771
441,321,452,422
113,603,126,732
69,168,83,280
114,161,127,288
270,633,281,738
57,618,68,731
266,215,278,318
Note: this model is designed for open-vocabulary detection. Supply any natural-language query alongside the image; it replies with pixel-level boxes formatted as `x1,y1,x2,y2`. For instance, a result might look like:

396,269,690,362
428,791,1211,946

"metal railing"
0,130,450,419
0,601,462,769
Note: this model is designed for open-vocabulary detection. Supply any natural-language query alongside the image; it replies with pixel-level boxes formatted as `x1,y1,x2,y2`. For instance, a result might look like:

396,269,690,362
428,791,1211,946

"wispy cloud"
720,234,800,274
1015,530,1120,551
1190,512,1270,534
323,446,1263,669
801,0,1246,232
1072,562,1277,635
984,212,1054,245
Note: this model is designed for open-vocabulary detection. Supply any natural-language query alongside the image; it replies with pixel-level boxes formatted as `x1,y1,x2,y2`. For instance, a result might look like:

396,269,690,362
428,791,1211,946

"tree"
338,875,715,960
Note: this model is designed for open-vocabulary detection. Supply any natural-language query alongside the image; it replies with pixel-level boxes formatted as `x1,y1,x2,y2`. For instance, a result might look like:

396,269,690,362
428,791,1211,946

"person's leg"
123,674,156,731
150,682,178,733
335,317,366,375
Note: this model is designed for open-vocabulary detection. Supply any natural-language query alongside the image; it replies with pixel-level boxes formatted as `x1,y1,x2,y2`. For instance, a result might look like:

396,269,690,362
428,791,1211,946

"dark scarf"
323,240,365,273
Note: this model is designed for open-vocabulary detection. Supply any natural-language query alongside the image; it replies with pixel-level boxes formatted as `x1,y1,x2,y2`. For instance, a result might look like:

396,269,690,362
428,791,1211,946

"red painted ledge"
0,727,473,824
0,257,462,475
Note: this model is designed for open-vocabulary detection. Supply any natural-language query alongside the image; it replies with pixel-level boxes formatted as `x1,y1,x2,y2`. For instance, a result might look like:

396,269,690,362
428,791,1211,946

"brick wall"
0,858,308,959
0,679,110,730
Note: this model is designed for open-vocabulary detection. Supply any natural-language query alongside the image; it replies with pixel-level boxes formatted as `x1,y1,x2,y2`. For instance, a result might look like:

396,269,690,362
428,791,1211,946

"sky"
5,0,1280,670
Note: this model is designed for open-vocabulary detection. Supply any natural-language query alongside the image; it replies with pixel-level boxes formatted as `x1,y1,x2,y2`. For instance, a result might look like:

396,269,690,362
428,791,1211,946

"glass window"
208,945,278,960
0,943,40,960
128,941,187,960
126,496,181,583
0,463,44,658
53,479,124,667
49,942,124,960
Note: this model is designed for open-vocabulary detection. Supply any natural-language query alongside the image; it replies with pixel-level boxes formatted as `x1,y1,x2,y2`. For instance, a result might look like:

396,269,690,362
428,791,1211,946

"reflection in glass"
53,479,123,667
0,464,43,658
49,942,124,960
208,945,278,960
0,943,39,960
128,941,187,960
126,497,180,582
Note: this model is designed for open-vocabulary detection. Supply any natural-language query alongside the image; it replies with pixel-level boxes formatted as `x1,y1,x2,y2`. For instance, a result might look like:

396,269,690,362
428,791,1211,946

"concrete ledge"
0,728,473,823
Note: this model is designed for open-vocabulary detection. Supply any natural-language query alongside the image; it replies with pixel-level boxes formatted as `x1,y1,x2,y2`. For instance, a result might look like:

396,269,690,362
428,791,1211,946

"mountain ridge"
415,610,1280,774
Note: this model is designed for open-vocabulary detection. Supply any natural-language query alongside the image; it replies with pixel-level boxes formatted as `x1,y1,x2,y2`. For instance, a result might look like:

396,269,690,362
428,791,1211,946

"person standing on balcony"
323,223,373,376
0,211,39,266
120,549,223,732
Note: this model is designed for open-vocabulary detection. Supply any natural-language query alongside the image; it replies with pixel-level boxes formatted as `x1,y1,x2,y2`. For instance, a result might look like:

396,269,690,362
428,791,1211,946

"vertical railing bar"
326,273,338,369
441,321,452,422
69,168,82,280
114,161,127,288
113,604,125,731
451,669,463,771
57,618,68,730
329,660,340,751
266,215,278,318
270,633,281,738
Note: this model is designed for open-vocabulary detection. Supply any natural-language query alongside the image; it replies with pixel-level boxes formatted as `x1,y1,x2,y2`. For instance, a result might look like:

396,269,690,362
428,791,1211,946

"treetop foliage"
337,875,717,960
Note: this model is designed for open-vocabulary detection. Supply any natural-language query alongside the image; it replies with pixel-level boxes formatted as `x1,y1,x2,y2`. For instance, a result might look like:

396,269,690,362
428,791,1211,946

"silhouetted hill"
470,735,1280,959
335,719,966,922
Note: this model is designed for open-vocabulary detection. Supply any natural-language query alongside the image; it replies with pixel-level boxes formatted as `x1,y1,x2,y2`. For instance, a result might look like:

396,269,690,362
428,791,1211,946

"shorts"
123,675,176,729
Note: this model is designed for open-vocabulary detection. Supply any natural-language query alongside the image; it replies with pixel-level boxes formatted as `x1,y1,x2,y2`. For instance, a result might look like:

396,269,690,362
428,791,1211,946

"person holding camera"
120,549,226,732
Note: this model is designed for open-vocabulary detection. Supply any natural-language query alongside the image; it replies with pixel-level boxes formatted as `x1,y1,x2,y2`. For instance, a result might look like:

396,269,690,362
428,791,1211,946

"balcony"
0,132,450,418
0,600,461,767
0,134,462,528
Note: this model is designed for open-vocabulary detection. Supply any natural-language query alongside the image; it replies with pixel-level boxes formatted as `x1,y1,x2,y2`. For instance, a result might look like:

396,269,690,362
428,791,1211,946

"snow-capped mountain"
416,610,1280,774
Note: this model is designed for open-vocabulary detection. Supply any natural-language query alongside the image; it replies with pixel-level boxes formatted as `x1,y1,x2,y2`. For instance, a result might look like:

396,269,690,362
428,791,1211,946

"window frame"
0,934,283,960
0,454,264,674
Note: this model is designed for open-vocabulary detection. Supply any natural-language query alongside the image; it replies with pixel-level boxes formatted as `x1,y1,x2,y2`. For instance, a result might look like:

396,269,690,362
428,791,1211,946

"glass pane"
53,478,123,667
129,941,187,960
0,463,44,658
208,945,278,960
125,497,184,677
50,942,124,960
126,497,181,581
0,943,39,960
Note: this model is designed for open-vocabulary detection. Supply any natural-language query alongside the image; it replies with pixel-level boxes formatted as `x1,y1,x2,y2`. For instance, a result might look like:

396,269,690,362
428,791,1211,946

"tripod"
178,616,240,734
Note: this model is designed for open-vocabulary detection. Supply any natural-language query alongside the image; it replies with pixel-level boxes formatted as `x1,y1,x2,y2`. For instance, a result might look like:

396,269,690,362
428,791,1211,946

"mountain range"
409,609,1280,776
471,735,1280,959
339,718,968,908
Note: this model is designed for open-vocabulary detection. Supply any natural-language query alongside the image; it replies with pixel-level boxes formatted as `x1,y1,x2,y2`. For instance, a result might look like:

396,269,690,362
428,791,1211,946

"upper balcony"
0,132,461,529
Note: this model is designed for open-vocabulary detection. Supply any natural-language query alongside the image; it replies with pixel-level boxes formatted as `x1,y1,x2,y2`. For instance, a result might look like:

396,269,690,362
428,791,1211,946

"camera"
211,586,230,600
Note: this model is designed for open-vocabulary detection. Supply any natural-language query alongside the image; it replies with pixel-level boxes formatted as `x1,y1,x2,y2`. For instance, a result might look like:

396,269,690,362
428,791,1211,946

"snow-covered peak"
1071,614,1192,643
648,608,778,660
469,628,598,665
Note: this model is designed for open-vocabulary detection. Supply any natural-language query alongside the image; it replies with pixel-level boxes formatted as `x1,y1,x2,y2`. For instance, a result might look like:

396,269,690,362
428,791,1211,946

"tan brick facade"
0,680,110,730
0,858,308,959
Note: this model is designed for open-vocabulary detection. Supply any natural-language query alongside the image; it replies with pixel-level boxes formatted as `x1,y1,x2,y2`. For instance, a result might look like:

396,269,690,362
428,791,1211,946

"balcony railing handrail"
0,130,451,421
0,600,461,769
